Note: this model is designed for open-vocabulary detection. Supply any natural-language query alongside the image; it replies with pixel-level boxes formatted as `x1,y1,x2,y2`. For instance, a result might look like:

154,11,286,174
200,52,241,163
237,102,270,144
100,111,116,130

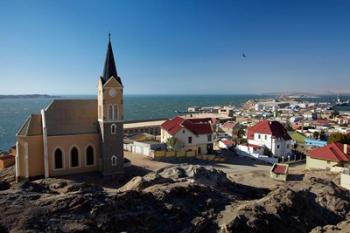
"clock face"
109,88,116,97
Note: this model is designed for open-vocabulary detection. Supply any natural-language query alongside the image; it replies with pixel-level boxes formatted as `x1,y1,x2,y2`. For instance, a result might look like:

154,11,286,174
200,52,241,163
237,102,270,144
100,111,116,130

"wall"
249,133,292,157
270,172,287,181
306,156,338,170
0,157,15,169
47,134,100,177
161,128,212,154
17,135,44,178
236,145,278,164
340,173,350,190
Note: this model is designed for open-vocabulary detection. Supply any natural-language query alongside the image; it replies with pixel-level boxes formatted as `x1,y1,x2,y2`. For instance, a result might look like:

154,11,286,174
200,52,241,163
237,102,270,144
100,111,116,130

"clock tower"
97,35,124,176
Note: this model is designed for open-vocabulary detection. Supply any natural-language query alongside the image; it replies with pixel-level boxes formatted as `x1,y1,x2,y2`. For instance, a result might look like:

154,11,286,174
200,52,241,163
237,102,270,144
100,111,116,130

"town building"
306,142,350,171
160,116,213,155
220,121,242,140
0,154,15,170
123,119,165,136
247,120,293,158
270,163,289,181
16,37,124,179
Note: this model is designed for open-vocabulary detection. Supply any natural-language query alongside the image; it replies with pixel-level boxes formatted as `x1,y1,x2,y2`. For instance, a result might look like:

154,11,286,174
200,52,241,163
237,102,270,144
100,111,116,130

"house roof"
0,155,15,160
308,142,350,162
247,120,291,140
272,164,288,174
221,139,234,145
222,121,237,129
161,116,212,136
247,143,262,149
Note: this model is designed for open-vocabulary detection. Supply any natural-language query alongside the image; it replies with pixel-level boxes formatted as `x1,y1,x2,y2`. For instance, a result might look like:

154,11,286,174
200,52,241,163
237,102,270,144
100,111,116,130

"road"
124,150,288,174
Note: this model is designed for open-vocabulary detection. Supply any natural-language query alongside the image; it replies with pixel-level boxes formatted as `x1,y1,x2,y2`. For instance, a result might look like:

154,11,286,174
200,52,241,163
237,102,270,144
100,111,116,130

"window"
86,146,94,166
111,124,117,135
108,105,113,120
70,147,79,168
108,105,119,121
54,148,63,169
114,105,118,120
188,137,192,144
207,134,212,141
111,155,117,166
258,134,261,139
277,145,280,149
183,130,185,134
265,135,267,140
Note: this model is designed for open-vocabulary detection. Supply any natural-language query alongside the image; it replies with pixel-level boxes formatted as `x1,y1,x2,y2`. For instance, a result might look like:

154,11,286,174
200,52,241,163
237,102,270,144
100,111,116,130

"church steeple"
102,34,122,85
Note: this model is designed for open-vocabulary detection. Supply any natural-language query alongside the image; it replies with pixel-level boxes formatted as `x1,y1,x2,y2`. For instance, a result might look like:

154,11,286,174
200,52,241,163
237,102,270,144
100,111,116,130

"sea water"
1,94,349,151
0,94,262,150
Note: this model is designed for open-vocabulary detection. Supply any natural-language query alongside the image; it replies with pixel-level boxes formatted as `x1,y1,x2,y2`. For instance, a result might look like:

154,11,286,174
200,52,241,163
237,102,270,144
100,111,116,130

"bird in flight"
242,53,246,58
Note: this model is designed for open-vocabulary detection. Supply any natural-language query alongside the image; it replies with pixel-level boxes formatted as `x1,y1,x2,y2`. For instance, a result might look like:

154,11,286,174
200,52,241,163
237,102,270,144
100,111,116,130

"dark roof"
102,38,122,86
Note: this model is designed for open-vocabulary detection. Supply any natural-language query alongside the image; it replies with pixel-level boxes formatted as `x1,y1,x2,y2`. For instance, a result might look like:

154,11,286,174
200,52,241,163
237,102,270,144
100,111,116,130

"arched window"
111,155,117,166
114,105,119,120
86,146,94,166
54,148,63,169
108,104,113,120
70,147,79,168
111,124,117,135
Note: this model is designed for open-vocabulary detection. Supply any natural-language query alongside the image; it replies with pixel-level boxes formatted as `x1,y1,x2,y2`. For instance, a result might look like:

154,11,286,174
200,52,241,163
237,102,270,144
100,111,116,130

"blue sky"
0,0,350,95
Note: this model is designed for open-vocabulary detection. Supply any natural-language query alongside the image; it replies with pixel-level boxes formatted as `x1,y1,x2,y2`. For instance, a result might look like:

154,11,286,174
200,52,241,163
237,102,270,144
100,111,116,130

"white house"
160,116,213,155
247,120,293,158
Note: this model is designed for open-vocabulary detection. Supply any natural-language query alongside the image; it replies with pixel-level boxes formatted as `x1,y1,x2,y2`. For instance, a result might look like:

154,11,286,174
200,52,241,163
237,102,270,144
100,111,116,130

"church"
15,37,124,180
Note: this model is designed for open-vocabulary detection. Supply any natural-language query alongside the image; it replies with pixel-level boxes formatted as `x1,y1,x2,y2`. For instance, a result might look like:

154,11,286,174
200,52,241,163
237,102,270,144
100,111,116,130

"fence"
148,149,224,161
236,145,278,165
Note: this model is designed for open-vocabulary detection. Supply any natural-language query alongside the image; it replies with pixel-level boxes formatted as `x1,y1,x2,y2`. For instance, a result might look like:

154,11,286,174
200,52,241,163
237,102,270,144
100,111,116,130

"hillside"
0,165,349,233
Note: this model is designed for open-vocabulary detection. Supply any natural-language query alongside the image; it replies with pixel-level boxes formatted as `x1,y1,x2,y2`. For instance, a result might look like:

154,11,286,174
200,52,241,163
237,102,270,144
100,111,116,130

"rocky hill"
0,165,349,233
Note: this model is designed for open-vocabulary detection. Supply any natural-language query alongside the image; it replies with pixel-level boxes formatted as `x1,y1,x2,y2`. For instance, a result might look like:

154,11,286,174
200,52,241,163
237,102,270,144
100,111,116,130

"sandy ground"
124,150,306,190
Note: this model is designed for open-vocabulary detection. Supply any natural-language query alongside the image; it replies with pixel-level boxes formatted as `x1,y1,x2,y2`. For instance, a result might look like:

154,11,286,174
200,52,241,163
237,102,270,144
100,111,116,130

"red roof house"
247,120,291,140
161,116,213,136
222,121,238,130
308,142,350,162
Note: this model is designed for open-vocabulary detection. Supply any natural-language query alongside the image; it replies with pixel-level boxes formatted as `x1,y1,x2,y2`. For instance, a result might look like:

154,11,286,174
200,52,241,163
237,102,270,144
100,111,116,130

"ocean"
0,94,263,151
1,94,349,151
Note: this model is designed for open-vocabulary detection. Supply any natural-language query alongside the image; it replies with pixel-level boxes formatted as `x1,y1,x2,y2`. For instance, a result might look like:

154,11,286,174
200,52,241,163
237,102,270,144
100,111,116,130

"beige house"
16,37,124,180
160,116,214,155
306,142,350,171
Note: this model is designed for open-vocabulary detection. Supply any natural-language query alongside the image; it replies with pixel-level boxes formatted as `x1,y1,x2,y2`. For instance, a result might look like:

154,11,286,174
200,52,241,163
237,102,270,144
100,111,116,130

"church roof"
44,99,98,136
101,36,122,86
17,114,43,136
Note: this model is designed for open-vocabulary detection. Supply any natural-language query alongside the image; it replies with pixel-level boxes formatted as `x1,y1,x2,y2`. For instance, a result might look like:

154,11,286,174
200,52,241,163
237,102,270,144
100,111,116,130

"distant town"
0,94,59,99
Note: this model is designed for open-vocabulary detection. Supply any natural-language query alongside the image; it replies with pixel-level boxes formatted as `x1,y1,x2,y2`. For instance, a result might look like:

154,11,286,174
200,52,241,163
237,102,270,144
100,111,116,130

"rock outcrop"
0,164,349,233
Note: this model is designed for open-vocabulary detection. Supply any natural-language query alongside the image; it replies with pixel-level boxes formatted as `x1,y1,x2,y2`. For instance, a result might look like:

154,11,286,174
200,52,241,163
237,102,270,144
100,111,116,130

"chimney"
344,144,348,155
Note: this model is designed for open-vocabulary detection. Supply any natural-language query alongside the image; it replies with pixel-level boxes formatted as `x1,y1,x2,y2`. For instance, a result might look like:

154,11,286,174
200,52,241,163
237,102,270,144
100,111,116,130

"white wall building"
160,116,214,155
247,120,293,158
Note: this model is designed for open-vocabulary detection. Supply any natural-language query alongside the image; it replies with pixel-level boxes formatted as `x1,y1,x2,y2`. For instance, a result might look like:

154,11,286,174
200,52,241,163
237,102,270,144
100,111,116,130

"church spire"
102,34,122,85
